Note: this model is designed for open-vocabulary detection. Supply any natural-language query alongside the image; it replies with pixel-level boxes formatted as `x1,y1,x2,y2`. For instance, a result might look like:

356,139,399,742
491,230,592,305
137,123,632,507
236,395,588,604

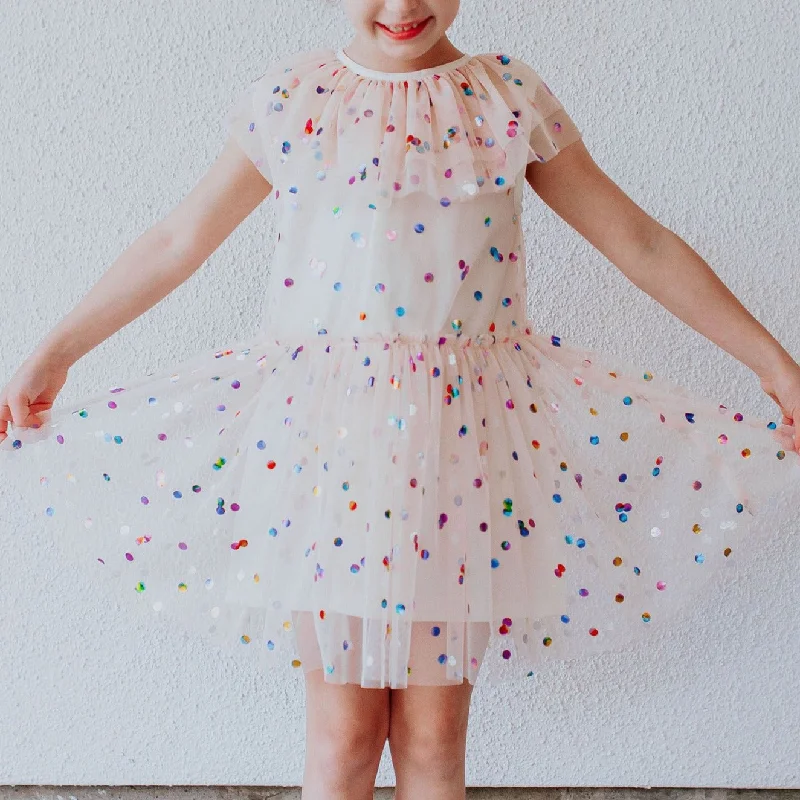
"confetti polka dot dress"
3,46,799,689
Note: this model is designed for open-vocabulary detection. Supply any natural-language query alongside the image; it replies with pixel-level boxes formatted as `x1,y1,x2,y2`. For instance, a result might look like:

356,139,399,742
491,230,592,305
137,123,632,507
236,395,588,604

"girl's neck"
341,36,466,75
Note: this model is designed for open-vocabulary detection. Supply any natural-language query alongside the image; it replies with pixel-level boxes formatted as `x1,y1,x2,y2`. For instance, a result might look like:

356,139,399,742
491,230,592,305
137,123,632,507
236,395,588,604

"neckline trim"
335,47,474,81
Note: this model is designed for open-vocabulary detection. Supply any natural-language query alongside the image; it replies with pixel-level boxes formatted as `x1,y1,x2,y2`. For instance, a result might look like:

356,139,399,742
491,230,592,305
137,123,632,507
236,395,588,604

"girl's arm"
30,139,272,369
525,142,796,383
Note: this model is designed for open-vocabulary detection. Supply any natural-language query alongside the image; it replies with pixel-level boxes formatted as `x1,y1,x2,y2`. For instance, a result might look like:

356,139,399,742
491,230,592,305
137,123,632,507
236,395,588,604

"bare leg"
387,678,476,800
301,667,390,800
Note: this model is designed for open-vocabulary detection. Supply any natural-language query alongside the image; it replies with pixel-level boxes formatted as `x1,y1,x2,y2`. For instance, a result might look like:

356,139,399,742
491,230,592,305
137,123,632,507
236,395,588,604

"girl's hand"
0,353,70,444
759,361,800,453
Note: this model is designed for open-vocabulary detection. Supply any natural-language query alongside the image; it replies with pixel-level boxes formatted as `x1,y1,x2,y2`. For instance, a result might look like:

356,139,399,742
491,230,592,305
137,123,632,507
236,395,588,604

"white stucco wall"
1,0,799,788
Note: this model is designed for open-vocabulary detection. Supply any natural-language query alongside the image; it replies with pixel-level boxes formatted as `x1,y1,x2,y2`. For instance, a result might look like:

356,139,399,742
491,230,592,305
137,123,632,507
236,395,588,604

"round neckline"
335,47,473,81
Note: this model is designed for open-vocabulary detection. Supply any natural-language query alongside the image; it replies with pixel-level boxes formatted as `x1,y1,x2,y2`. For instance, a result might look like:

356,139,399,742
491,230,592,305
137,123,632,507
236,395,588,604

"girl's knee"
303,669,390,776
310,723,387,776
388,684,473,777
395,718,468,771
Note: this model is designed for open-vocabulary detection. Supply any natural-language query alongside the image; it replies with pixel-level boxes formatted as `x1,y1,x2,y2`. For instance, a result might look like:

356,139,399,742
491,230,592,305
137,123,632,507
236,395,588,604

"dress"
2,46,799,689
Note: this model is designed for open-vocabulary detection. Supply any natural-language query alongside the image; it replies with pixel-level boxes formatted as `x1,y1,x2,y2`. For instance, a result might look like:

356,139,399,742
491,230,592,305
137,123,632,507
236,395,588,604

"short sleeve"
222,49,338,186
523,67,583,164
223,71,275,184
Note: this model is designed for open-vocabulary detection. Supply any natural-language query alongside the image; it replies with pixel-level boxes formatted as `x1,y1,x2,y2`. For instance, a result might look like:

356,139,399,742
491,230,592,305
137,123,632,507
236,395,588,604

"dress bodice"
224,47,582,341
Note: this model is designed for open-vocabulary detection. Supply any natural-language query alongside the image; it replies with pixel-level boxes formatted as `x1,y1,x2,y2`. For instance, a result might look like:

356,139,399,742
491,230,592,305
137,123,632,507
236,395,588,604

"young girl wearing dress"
2,1,799,798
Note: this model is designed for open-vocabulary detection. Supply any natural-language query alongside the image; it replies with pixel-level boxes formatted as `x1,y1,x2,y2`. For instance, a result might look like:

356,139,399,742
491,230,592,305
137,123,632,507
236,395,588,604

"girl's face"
341,0,462,66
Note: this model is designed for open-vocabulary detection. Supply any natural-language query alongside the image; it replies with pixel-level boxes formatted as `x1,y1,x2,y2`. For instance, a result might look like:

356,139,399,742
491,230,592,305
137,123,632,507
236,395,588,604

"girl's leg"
387,621,490,800
301,667,390,800
295,611,389,800
387,678,476,800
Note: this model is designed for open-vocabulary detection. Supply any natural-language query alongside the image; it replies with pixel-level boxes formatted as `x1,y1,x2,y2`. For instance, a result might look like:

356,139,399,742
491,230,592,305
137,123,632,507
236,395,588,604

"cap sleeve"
223,68,277,184
474,54,582,166
222,48,339,186
523,66,582,164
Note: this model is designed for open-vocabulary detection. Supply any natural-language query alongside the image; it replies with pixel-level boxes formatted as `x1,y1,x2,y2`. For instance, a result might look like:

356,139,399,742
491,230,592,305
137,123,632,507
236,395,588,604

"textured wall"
1,0,799,788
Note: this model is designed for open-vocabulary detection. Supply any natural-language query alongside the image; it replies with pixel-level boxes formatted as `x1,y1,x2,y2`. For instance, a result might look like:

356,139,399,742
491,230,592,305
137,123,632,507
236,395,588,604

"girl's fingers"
8,394,31,429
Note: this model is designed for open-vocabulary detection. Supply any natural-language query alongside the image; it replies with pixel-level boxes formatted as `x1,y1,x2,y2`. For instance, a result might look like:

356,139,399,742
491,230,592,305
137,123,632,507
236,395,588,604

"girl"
3,1,800,797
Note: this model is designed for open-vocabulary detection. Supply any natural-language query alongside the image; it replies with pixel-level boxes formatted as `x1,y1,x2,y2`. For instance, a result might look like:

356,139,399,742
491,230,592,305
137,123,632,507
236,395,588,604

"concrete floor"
2,789,800,799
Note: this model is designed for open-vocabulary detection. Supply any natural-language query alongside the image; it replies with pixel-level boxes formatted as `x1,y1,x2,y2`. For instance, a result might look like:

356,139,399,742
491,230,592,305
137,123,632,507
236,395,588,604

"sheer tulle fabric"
4,329,798,687
223,48,582,206
2,47,798,688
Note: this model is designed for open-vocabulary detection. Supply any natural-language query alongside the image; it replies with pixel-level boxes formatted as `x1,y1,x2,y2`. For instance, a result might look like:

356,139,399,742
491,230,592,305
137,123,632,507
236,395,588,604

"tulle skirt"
2,325,798,688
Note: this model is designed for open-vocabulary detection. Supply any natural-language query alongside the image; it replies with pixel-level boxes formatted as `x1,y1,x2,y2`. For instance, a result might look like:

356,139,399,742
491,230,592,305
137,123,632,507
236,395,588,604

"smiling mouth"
377,17,432,36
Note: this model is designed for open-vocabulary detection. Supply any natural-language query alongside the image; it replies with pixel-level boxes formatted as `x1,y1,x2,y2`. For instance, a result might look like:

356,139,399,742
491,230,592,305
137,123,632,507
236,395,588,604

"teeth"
386,20,423,32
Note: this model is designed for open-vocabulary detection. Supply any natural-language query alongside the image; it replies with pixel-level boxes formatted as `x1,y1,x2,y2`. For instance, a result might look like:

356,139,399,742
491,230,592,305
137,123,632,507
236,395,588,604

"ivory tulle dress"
3,46,799,689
